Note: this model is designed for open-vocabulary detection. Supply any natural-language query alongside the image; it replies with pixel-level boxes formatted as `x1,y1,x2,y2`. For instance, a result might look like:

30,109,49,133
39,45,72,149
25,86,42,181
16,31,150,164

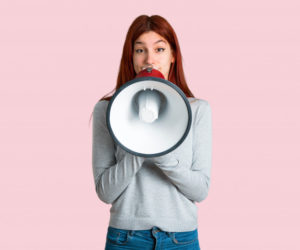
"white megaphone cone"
106,66,192,158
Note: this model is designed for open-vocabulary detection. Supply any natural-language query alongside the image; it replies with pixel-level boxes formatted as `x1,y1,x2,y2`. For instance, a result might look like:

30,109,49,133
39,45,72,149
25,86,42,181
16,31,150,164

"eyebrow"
134,39,166,45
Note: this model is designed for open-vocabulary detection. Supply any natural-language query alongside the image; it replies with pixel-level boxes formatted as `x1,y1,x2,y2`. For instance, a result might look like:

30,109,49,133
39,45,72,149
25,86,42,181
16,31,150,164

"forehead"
134,31,168,46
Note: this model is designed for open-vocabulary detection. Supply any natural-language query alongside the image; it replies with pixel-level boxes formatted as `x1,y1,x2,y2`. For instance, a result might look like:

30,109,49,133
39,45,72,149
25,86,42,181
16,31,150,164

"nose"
145,51,155,65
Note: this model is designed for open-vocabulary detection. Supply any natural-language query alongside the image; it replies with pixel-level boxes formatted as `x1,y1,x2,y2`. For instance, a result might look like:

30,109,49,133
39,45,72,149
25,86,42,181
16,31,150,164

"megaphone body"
106,67,192,158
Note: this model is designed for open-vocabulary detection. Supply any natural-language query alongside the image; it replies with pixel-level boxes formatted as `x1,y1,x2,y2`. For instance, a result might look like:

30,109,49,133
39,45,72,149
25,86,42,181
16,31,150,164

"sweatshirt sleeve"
154,100,212,203
92,101,145,204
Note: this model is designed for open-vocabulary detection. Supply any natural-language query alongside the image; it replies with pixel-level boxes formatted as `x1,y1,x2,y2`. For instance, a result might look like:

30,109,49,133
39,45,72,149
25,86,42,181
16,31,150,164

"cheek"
162,53,173,65
162,58,172,71
133,55,142,66
132,57,141,73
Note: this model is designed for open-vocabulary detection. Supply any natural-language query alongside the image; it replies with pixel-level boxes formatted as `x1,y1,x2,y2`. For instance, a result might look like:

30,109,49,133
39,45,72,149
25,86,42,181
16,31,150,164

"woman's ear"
171,52,175,63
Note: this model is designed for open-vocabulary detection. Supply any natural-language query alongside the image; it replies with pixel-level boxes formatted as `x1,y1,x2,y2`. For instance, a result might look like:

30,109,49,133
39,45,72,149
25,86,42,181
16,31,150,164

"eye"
135,49,144,53
157,48,165,52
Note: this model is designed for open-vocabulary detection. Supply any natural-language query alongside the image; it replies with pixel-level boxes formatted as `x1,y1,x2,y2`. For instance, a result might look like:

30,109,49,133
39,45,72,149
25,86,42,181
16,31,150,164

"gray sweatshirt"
92,97,212,232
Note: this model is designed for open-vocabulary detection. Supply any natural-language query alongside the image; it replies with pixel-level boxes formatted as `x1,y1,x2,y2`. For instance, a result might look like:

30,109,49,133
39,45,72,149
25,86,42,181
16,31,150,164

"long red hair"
89,15,194,124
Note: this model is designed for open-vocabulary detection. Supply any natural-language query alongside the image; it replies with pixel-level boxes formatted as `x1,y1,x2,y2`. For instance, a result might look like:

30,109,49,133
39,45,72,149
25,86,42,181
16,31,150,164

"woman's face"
133,31,175,80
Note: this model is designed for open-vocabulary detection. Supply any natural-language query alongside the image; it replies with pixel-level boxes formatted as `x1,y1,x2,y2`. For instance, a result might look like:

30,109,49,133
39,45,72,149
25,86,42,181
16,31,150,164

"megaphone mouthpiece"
137,89,161,123
136,67,165,79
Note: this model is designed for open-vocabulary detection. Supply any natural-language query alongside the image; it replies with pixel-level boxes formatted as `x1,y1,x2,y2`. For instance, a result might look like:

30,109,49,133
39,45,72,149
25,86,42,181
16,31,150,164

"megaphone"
106,66,192,158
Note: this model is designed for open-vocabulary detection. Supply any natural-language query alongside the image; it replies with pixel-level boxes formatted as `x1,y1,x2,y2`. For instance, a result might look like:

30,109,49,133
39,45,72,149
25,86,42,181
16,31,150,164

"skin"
133,31,175,80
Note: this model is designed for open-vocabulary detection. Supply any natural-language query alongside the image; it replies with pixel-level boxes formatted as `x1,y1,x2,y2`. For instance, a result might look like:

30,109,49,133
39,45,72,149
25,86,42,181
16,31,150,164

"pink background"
1,0,299,249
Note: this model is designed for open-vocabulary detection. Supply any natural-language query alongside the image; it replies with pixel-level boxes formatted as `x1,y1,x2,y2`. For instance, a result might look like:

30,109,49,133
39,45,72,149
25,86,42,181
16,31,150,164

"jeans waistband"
108,226,197,238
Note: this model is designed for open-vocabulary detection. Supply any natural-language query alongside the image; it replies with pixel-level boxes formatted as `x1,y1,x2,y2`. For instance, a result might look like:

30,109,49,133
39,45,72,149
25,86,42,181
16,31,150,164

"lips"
141,64,159,71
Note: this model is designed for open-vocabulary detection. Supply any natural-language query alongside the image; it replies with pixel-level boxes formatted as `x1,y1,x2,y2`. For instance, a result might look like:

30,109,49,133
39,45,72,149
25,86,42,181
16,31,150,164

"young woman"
92,15,212,250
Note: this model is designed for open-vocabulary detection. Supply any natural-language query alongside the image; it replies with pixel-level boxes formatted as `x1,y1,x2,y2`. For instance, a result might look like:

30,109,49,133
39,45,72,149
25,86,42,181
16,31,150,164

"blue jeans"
105,226,201,249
